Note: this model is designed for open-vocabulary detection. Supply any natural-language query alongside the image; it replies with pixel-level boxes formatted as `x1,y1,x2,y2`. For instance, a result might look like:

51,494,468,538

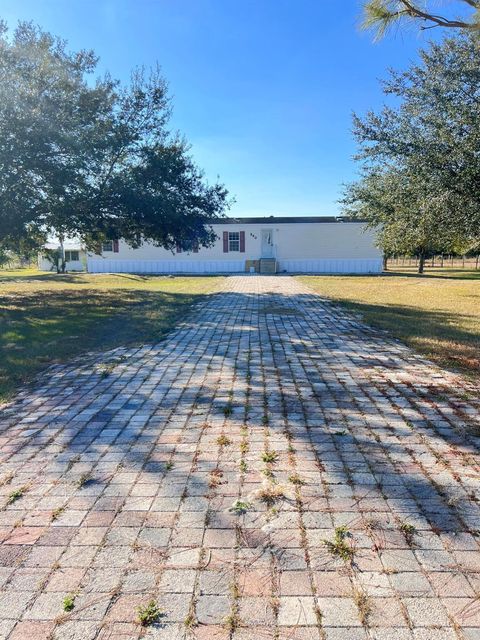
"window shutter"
176,244,182,253
193,241,199,254
113,239,119,253
240,231,245,253
223,231,229,253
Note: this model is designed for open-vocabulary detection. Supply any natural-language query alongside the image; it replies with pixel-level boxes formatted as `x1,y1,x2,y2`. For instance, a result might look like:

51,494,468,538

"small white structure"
87,217,382,274
38,240,86,272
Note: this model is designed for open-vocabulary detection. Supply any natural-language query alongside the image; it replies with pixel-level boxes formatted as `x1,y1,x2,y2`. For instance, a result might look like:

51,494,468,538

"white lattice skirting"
87,259,246,274
277,259,383,273
87,258,383,274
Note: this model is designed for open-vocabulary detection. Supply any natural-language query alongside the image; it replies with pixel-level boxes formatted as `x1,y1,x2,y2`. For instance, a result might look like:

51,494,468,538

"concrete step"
260,258,277,274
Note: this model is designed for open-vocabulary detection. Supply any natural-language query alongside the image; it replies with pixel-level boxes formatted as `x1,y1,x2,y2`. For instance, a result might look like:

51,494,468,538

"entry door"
261,229,274,258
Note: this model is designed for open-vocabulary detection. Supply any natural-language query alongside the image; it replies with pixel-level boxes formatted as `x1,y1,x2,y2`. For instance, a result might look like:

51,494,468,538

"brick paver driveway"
0,275,479,640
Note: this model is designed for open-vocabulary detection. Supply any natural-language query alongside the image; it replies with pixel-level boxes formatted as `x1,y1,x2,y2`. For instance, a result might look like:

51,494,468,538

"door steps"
259,258,277,274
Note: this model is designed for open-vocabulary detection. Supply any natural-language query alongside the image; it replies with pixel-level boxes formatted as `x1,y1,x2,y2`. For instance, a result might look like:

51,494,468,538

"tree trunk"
59,236,66,274
418,251,425,274
383,254,388,271
476,255,479,270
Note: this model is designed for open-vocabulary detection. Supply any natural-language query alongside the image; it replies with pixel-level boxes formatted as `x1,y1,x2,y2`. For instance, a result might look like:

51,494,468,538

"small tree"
0,248,11,268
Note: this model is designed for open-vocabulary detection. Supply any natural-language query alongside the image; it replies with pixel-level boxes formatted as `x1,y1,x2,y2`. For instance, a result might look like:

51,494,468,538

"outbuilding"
38,240,87,272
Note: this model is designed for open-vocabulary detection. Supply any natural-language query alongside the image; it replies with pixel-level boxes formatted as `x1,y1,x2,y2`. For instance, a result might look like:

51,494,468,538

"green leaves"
361,1,480,40
343,34,480,266
0,22,229,252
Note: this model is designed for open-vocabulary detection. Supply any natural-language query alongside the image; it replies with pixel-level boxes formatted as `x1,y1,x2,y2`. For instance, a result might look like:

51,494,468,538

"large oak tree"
342,34,480,272
0,22,229,254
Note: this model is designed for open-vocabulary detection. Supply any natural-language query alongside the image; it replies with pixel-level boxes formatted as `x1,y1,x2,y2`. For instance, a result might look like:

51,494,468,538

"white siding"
38,256,86,272
87,222,382,274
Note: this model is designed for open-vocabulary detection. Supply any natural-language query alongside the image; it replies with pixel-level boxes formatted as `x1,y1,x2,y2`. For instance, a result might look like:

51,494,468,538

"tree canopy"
361,1,480,40
0,21,229,252
342,34,480,272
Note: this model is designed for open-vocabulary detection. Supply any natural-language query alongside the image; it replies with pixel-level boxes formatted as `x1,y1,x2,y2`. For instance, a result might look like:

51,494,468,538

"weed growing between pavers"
224,581,241,634
62,594,76,612
229,499,252,515
256,483,286,508
184,611,197,631
137,600,163,626
208,469,223,488
288,473,306,486
216,434,232,447
7,485,28,505
239,425,249,472
0,471,14,487
223,404,233,416
261,449,278,464
352,587,372,627
51,506,66,522
98,363,116,378
75,472,92,488
323,526,355,563
399,521,418,546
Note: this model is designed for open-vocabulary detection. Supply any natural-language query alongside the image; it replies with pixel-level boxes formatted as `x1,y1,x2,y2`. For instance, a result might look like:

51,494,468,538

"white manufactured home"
88,217,381,274
40,217,382,274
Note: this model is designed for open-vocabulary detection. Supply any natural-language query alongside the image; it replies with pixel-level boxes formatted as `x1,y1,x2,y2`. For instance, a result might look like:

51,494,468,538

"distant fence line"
389,255,480,269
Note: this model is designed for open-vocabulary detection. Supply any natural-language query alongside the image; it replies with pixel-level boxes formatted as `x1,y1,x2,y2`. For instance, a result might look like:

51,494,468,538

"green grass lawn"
0,269,223,404
298,267,480,381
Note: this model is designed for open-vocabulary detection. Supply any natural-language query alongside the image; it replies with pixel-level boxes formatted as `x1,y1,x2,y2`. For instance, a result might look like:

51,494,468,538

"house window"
102,240,113,252
65,250,79,262
228,232,240,252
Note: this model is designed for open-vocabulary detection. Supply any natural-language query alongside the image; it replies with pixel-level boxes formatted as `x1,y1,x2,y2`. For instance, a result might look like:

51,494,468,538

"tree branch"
399,0,475,28
362,0,480,36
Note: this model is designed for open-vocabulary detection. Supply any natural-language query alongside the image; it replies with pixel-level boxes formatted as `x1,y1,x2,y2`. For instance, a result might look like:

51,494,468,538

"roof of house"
214,216,361,224
45,240,83,251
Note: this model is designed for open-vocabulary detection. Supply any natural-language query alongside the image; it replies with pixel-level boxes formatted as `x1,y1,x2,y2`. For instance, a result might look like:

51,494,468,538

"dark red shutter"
113,239,119,253
240,231,245,253
223,231,229,253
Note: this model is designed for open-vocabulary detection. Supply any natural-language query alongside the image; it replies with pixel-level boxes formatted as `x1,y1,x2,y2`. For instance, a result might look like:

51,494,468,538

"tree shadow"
0,284,478,624
384,269,480,281
0,288,209,402
318,298,479,381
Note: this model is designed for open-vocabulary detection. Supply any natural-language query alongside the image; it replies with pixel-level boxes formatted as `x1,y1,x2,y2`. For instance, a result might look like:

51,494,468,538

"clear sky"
2,1,439,217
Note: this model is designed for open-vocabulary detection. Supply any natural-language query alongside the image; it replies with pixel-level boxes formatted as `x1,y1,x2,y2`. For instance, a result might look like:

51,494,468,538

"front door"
261,229,274,258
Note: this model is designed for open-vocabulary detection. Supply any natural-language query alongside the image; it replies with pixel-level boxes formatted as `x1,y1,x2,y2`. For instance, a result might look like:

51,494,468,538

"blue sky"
2,1,440,216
